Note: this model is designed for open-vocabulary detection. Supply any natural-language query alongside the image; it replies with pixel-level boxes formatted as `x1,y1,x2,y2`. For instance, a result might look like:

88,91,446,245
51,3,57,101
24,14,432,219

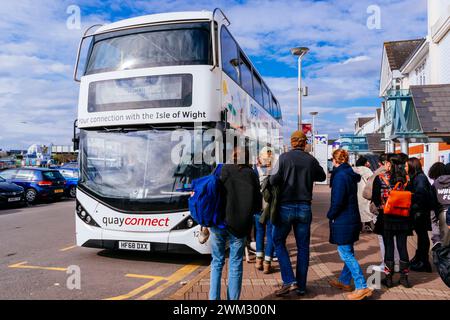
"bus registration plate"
118,241,151,251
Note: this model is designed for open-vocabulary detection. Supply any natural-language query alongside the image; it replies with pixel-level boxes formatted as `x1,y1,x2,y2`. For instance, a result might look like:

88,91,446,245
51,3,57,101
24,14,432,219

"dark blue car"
0,168,67,204
58,167,78,198
0,175,25,207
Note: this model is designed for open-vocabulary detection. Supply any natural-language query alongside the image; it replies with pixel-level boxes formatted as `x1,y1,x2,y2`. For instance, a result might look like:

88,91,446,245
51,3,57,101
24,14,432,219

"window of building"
415,60,426,85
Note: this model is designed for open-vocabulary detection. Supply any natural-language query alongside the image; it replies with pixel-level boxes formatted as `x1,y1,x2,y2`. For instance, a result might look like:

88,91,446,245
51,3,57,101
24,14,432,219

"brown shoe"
328,279,353,292
274,283,298,297
347,288,373,300
263,261,272,274
255,258,263,271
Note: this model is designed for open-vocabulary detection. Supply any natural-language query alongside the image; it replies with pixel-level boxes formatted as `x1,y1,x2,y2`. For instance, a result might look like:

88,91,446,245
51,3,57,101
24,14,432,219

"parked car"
58,167,78,198
0,175,25,207
0,168,67,204
60,162,78,169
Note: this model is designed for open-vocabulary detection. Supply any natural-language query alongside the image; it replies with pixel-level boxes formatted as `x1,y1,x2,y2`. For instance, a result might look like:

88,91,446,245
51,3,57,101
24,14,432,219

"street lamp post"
309,111,318,156
291,47,309,131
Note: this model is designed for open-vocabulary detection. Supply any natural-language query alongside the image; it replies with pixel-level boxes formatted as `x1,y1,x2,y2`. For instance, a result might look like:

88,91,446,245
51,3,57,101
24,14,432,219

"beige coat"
353,166,375,223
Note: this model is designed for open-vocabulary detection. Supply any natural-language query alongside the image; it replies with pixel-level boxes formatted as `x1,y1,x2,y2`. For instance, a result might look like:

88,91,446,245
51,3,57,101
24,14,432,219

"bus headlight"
172,216,198,230
75,200,100,227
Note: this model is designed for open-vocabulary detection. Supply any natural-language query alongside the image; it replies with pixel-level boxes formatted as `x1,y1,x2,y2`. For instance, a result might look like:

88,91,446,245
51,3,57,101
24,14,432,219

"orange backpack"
380,176,412,217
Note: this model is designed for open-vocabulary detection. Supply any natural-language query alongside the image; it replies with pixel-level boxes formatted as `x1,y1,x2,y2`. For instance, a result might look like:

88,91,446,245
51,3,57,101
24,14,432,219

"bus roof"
95,11,214,34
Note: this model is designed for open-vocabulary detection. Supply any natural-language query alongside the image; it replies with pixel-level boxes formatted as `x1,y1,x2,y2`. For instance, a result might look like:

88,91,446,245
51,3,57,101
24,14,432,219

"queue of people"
193,130,450,301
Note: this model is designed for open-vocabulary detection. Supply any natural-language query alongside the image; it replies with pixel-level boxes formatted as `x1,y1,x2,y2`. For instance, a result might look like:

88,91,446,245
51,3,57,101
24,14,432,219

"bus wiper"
103,127,141,133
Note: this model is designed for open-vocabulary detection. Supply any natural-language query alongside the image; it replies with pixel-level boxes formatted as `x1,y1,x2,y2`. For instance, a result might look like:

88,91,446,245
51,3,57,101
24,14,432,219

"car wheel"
69,186,77,198
25,188,37,203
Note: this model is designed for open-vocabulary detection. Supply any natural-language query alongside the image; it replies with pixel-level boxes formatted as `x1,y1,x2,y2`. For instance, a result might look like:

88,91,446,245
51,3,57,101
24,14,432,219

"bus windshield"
78,128,213,213
85,22,212,75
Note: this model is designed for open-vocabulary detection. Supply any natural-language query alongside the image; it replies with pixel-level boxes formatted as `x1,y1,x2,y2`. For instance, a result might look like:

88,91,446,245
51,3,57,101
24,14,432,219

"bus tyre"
69,186,77,198
25,188,37,204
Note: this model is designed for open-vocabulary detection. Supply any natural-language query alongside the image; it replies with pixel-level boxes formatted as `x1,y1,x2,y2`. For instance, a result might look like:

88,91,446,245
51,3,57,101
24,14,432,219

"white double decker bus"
73,9,283,254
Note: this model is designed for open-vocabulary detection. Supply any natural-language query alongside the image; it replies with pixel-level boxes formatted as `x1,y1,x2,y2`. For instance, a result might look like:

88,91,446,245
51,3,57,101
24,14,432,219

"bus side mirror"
73,119,79,151
72,136,80,152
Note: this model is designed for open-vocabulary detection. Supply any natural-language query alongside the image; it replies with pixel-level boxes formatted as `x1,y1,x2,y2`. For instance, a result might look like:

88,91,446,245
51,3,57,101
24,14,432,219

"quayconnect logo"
102,216,170,227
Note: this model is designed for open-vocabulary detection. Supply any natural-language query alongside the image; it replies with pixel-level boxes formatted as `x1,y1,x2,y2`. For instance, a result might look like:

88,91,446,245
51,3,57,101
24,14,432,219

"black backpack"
433,245,450,288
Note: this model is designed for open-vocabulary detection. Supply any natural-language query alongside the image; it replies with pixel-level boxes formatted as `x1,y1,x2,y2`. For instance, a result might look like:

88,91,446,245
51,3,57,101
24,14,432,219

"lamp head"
290,47,310,57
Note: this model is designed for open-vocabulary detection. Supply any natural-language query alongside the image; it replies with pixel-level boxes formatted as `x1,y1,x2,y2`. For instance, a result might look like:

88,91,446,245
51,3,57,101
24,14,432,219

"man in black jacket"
209,146,262,300
270,130,326,296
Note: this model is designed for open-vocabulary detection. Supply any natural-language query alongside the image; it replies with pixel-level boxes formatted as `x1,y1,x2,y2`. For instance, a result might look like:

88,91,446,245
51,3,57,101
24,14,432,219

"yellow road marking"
9,259,204,301
137,263,201,300
126,274,167,281
8,261,67,272
60,245,77,252
104,277,164,300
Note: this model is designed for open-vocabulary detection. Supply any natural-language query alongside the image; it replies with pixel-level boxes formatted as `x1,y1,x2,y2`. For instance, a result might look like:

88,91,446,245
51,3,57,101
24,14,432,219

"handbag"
380,176,412,217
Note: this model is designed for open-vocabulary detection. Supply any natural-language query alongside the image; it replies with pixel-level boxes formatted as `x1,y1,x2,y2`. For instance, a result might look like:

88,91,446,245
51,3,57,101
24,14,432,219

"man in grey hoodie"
431,163,450,249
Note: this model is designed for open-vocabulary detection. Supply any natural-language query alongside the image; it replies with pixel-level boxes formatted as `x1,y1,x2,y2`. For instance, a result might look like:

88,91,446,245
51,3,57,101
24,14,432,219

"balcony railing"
386,89,411,98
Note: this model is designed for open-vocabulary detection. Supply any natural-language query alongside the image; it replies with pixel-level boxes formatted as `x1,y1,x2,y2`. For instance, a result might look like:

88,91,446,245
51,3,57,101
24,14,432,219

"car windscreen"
42,171,65,180
59,169,79,179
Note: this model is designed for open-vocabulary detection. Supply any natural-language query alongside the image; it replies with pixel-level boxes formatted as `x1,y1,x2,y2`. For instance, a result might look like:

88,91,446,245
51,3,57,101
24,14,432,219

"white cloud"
342,55,371,64
0,0,427,149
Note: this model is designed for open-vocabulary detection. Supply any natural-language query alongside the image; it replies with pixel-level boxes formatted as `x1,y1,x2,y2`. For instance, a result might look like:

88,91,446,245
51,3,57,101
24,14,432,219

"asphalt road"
0,199,209,300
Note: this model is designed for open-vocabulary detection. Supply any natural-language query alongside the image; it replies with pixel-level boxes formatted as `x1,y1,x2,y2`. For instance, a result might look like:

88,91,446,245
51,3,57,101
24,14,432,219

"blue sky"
0,0,428,150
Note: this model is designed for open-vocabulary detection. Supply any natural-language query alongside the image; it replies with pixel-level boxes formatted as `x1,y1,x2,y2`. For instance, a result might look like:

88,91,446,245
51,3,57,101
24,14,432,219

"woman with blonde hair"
327,149,373,300
254,146,276,273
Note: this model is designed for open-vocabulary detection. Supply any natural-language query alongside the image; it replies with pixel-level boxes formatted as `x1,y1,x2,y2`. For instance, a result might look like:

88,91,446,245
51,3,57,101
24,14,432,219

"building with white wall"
371,0,450,171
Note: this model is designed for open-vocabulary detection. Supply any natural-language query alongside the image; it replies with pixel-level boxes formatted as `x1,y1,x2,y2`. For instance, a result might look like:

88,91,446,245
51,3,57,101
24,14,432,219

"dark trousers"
273,203,312,291
414,226,430,261
383,231,409,263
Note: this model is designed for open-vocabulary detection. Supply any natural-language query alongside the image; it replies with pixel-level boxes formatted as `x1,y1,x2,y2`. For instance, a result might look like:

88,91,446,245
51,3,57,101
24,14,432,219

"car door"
1,169,18,184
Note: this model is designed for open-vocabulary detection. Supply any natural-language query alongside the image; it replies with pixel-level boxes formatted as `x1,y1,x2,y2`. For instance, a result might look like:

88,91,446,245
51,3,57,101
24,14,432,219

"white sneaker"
372,264,385,272
198,227,210,244
249,241,257,252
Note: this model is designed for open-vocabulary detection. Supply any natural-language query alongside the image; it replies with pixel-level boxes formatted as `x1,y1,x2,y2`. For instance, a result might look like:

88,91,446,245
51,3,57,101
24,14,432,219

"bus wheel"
25,189,37,204
69,186,77,198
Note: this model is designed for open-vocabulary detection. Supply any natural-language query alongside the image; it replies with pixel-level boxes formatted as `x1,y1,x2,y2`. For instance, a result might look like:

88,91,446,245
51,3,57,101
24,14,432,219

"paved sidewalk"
169,185,450,300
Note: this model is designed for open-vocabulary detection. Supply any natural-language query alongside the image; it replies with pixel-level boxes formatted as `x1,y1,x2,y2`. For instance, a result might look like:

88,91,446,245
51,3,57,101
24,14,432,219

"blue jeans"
209,227,246,300
254,213,275,261
273,203,312,291
337,244,367,290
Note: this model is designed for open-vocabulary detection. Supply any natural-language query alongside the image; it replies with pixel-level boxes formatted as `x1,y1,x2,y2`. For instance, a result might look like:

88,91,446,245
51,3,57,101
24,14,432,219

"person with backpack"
372,153,413,288
363,153,400,273
208,145,262,300
327,149,373,300
407,157,433,273
269,130,326,296
429,162,450,249
254,147,276,274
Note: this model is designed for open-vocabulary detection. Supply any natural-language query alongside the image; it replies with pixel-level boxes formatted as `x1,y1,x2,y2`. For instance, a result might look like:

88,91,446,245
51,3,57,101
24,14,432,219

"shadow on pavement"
97,249,211,265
